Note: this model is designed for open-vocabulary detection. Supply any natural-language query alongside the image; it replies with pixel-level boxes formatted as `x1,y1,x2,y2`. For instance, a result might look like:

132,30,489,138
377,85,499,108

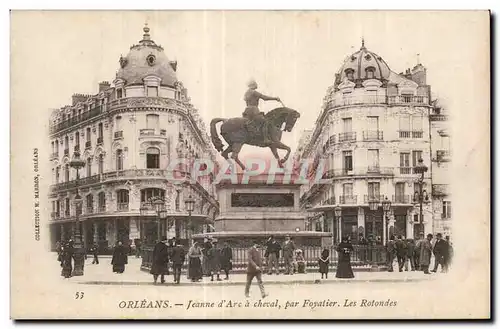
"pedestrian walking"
335,236,354,279
414,232,425,270
111,241,128,274
406,239,416,271
282,235,296,275
171,243,186,284
265,235,281,274
386,235,397,272
220,242,233,280
201,237,213,277
395,235,408,272
135,239,142,258
318,247,330,279
208,239,222,281
418,234,433,274
150,237,169,284
60,240,74,279
432,233,449,273
245,243,268,299
90,243,99,264
188,242,203,282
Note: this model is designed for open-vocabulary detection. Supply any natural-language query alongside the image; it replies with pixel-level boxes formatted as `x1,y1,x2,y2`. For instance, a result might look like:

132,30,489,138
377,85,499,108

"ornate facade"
48,25,219,252
296,41,451,244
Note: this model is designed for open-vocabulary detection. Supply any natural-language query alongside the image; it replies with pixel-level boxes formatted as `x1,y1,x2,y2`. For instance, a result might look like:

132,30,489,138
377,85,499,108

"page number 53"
75,292,85,299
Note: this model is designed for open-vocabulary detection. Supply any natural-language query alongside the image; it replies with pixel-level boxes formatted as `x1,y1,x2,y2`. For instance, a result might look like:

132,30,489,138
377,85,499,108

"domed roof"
334,39,391,86
116,24,178,87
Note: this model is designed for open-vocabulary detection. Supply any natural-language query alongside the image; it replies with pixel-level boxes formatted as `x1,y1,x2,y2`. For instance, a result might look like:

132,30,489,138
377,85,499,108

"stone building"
48,25,219,252
295,41,450,245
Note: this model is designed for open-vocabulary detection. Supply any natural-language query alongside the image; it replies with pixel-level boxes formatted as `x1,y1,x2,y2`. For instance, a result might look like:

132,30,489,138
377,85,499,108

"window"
98,154,104,174
86,194,94,212
343,150,353,172
117,190,129,211
400,153,410,174
55,166,60,183
86,158,92,177
343,118,352,133
147,86,158,97
146,147,160,169
367,149,379,169
175,190,181,211
115,116,122,131
345,69,355,81
395,182,406,203
75,132,80,147
412,151,423,168
98,192,106,211
366,67,375,79
442,201,452,219
117,89,123,99
64,136,69,150
65,164,70,182
146,114,159,131
54,139,58,154
98,123,103,139
399,115,410,138
368,182,380,198
116,149,124,170
367,116,379,131
86,127,91,142
65,198,70,215
56,200,60,216
140,188,165,203
412,115,423,131
51,142,54,154
401,93,413,103
343,183,353,196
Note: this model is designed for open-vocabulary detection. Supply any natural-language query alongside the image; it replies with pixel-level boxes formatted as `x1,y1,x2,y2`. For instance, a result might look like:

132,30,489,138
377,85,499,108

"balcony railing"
339,195,357,204
392,195,410,204
140,129,167,137
364,195,385,203
85,141,91,149
367,166,381,173
363,130,383,141
98,205,106,213
321,167,394,179
49,105,104,134
321,196,336,206
160,129,167,136
387,95,428,105
399,167,412,175
97,137,103,145
412,131,423,138
338,132,356,142
399,131,411,138
114,131,123,139
117,203,129,212
325,95,388,108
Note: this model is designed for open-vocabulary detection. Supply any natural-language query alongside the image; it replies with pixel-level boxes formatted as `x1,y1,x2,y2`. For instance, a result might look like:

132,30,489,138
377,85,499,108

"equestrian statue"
210,79,300,170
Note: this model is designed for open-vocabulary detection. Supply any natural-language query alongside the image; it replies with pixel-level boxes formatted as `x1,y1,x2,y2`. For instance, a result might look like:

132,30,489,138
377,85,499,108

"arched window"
86,194,94,214
365,66,376,79
98,192,106,212
98,154,104,174
65,164,70,182
116,149,124,170
64,136,69,151
117,190,129,211
75,131,80,149
86,157,92,177
55,166,60,183
146,147,160,169
141,188,165,203
345,68,355,81
175,190,180,211
65,198,70,216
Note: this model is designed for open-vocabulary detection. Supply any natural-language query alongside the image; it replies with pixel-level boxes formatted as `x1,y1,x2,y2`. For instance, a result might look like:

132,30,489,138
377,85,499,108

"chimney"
99,81,111,93
411,64,427,86
404,68,412,80
72,93,90,106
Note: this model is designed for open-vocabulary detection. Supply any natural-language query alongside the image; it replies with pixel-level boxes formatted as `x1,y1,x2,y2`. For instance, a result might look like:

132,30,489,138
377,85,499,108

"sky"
11,11,489,159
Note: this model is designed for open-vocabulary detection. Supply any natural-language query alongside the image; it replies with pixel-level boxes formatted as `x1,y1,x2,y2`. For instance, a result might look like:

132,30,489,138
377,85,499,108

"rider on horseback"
243,79,281,145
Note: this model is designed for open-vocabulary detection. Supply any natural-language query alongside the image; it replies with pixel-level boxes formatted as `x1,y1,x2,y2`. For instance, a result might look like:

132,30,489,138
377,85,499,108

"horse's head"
266,107,300,132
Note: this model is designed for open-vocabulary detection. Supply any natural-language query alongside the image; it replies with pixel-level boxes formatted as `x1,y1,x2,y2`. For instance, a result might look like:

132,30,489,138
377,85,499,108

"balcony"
363,130,383,141
364,195,385,203
117,203,129,212
367,166,381,174
50,212,60,220
321,196,336,206
114,131,123,139
49,105,104,134
392,195,410,204
98,205,106,213
338,132,356,143
85,141,91,149
339,195,357,204
97,137,103,145
387,95,428,105
399,131,411,138
434,150,451,162
325,95,387,108
64,149,69,156
412,131,423,138
399,167,412,175
50,152,59,160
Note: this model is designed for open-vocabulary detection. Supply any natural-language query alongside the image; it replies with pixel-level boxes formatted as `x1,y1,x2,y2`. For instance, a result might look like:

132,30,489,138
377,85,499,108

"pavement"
64,256,438,287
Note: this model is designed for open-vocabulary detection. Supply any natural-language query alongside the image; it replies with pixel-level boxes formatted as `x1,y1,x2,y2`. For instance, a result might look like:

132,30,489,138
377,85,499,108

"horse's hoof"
279,159,286,164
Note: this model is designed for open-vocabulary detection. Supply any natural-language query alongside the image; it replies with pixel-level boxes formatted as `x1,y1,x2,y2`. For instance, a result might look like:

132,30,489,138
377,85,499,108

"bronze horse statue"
210,107,300,170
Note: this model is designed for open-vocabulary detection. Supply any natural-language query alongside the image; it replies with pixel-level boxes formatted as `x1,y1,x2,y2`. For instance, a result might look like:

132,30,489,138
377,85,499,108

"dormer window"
345,69,355,81
147,86,158,97
117,89,123,99
366,67,376,79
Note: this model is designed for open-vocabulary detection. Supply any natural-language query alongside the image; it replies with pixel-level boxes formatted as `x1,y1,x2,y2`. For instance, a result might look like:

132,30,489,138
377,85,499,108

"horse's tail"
210,118,226,152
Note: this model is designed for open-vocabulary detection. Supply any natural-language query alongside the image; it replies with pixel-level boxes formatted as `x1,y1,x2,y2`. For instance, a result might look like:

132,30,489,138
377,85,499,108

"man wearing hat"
282,235,296,275
245,242,268,299
150,236,169,284
432,233,449,273
243,79,281,145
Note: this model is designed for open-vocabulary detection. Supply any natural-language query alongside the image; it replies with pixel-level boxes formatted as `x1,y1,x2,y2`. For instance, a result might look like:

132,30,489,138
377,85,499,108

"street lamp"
368,200,378,244
413,158,429,237
381,196,392,244
185,194,195,244
69,149,86,276
334,205,342,244
152,198,166,242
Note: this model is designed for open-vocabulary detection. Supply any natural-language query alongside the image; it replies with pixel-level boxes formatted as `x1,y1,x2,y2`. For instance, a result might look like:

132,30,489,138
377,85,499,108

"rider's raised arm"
255,91,278,102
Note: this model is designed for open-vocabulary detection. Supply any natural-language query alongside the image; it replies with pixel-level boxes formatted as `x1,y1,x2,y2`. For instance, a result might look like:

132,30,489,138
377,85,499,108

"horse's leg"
269,146,284,168
221,145,232,160
273,141,291,164
230,143,246,170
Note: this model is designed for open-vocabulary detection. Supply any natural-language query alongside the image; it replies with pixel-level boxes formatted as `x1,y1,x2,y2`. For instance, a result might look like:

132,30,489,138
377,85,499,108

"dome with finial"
334,38,391,87
116,24,178,87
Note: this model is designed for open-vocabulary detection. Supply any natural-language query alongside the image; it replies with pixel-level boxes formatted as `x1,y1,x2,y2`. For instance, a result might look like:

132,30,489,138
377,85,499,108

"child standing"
318,247,330,279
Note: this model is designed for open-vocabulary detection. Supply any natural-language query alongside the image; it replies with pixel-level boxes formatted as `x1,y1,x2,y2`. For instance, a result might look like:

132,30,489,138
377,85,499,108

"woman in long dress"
318,247,330,279
335,237,354,279
111,241,128,274
188,242,203,282
60,240,74,279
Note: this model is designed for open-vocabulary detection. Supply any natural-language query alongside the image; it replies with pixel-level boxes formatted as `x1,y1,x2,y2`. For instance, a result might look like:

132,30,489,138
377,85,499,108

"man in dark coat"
208,239,222,281
395,235,408,272
282,236,296,275
90,243,99,264
245,243,268,298
432,233,449,273
406,239,416,271
111,241,128,274
265,236,281,275
220,242,233,280
386,236,397,272
171,242,186,284
150,237,169,284
414,232,425,270
419,234,433,274
201,237,213,277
